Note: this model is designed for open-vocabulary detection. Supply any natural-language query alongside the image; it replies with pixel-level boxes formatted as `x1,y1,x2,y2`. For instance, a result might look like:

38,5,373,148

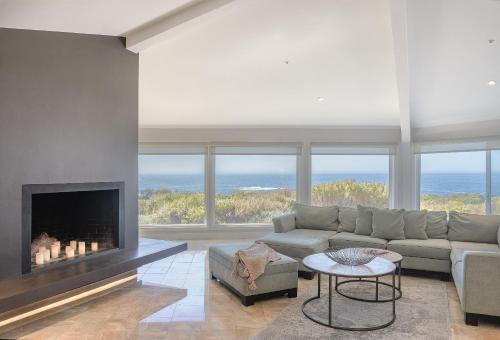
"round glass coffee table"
302,253,397,331
335,249,403,302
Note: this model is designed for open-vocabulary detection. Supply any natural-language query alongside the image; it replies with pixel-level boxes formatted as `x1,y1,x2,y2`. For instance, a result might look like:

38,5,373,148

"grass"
139,180,497,225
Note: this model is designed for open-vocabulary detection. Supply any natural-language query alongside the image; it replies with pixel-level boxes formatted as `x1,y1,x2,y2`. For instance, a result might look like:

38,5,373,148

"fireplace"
22,182,124,274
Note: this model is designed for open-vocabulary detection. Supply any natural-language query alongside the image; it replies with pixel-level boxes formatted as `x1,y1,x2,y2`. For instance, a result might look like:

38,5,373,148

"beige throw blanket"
232,242,281,291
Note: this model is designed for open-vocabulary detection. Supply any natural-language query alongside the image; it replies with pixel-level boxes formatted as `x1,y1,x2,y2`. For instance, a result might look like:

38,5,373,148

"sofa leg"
465,313,479,326
210,273,217,280
287,288,297,298
440,273,451,282
299,271,315,280
242,295,255,306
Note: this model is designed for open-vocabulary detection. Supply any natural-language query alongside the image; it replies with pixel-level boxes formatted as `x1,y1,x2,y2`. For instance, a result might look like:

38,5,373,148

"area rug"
254,276,451,340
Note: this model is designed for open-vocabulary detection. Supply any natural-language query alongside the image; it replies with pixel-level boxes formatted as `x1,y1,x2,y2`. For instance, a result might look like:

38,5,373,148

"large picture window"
311,146,392,208
214,146,298,224
139,153,205,225
419,151,486,214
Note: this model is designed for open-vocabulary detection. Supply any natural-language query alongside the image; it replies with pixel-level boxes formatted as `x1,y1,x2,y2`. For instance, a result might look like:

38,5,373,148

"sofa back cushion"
425,211,448,239
293,203,339,231
448,212,500,244
354,205,374,236
371,208,406,240
272,213,296,233
403,210,428,240
338,207,358,233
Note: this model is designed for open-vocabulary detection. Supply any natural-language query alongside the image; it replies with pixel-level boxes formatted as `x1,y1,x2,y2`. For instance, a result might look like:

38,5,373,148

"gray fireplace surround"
22,182,125,274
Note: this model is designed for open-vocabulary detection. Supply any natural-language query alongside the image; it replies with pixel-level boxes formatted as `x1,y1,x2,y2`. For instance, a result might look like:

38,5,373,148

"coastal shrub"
139,180,494,225
312,180,389,208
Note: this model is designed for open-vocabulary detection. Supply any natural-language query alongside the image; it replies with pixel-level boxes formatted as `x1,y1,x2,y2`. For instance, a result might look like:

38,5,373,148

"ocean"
139,173,500,196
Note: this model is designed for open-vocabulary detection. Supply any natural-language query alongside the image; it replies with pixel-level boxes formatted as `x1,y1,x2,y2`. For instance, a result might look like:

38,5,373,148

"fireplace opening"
22,182,124,274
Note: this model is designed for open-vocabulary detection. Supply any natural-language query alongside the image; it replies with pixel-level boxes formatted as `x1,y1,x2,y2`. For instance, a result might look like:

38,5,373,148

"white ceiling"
408,0,500,128
0,0,193,36
1,0,499,129
139,0,400,127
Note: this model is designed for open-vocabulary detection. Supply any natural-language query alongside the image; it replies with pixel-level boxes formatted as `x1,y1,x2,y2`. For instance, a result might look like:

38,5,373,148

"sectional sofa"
258,203,500,326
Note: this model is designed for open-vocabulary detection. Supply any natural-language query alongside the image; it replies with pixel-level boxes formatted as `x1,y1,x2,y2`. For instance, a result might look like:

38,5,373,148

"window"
139,154,205,225
492,150,500,214
214,146,298,224
419,151,486,214
311,146,392,208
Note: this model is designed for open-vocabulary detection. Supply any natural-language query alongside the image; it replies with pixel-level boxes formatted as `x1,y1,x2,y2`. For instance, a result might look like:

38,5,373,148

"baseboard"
140,226,272,240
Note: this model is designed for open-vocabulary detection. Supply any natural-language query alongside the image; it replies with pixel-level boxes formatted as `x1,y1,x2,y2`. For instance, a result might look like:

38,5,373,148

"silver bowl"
324,248,376,266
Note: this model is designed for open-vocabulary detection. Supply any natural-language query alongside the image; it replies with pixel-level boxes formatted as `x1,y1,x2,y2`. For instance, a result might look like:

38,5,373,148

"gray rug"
254,276,451,340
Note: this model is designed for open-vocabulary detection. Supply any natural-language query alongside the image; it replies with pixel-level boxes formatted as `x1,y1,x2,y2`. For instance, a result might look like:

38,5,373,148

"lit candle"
51,244,60,258
39,246,46,253
35,252,44,265
43,249,51,262
91,242,98,252
70,240,77,250
66,246,74,258
54,241,60,247
78,241,86,254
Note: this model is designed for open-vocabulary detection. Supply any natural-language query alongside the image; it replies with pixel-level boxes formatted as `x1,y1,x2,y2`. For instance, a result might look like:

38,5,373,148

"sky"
139,151,498,175
139,154,389,174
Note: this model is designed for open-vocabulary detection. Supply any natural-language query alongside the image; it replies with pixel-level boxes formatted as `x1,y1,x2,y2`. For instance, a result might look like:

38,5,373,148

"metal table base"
301,271,397,331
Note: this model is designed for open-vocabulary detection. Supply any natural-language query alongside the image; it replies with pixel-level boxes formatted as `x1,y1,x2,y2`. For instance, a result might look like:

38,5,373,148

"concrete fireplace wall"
0,28,139,279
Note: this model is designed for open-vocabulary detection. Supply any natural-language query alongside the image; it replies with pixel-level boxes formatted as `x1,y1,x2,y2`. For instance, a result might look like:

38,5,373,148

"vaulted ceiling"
1,0,499,129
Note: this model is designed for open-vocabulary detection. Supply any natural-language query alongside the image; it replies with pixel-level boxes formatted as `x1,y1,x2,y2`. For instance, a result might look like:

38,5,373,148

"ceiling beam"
125,0,237,53
390,0,411,143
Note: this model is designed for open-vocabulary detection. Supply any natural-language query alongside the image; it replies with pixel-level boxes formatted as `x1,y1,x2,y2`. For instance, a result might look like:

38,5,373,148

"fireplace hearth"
22,182,125,274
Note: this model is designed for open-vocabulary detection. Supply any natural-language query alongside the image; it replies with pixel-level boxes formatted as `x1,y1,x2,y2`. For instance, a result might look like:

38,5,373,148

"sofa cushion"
293,203,339,231
272,213,296,233
259,229,335,259
371,208,405,240
450,241,500,251
387,239,451,260
448,212,500,244
425,211,448,239
209,243,298,276
404,210,428,240
338,206,357,233
354,205,374,236
329,232,387,250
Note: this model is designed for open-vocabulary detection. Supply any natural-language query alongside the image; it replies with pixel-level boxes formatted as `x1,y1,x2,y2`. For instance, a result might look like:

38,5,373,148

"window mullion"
486,150,492,215
206,145,216,227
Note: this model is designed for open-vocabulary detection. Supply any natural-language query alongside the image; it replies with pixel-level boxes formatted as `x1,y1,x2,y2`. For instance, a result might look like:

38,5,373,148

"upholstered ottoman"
209,244,298,306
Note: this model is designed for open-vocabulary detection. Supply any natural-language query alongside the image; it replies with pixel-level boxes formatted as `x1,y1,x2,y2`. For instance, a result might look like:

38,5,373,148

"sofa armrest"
462,251,500,316
272,214,296,233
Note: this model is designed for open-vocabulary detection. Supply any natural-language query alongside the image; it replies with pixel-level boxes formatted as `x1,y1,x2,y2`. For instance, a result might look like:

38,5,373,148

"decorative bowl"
324,248,376,266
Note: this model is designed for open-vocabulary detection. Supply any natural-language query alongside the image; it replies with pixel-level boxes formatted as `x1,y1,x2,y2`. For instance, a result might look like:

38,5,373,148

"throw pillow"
338,206,357,233
371,208,405,240
448,212,500,244
272,213,296,233
425,211,448,239
403,210,428,240
293,203,339,231
354,205,374,236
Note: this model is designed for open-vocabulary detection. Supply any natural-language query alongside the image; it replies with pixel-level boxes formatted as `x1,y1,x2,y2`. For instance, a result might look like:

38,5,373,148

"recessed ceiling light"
487,80,496,86
488,39,495,44
316,97,325,102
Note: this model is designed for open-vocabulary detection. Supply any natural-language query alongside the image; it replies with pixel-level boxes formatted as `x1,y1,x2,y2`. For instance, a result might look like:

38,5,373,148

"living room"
1,0,499,339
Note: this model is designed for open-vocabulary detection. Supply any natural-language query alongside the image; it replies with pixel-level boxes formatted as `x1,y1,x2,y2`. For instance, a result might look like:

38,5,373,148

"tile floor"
2,239,500,339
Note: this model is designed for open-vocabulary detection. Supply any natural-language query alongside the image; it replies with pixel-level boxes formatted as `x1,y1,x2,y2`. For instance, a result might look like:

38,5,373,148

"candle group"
66,246,75,258
35,240,100,265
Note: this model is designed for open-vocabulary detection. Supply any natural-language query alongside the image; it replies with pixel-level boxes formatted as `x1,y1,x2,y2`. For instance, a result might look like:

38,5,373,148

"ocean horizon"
139,172,500,196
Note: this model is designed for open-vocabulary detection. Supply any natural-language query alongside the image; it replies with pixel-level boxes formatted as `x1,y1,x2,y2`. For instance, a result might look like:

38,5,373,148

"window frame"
308,144,395,209
415,149,496,215
139,142,302,228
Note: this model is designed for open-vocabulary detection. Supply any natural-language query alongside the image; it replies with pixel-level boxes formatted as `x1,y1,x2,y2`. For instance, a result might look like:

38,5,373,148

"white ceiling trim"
125,0,236,53
390,0,411,143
